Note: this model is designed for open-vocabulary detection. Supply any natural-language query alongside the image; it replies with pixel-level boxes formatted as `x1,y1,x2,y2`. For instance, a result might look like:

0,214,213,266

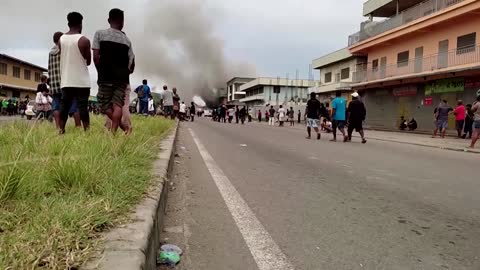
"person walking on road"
278,105,287,127
346,92,367,144
330,91,347,142
258,110,262,123
306,92,321,140
288,107,295,126
297,109,301,124
433,99,453,138
463,104,474,139
469,96,480,148
235,106,239,124
59,12,91,134
268,106,275,126
454,100,466,138
228,107,235,123
239,106,247,124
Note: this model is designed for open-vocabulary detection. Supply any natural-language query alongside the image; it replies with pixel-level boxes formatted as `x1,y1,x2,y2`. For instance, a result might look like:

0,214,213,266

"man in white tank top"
58,12,91,134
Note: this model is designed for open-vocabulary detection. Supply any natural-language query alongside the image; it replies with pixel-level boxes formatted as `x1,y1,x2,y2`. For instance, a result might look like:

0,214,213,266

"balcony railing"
349,0,464,46
353,45,480,83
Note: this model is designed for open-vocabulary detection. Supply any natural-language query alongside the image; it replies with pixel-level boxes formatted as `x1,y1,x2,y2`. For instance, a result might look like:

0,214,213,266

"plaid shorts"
97,83,127,113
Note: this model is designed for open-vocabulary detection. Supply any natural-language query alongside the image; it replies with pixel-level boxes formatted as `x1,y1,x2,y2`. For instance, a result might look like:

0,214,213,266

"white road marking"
189,128,295,270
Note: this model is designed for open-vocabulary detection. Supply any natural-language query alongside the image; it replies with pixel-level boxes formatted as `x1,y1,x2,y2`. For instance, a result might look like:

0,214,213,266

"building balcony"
240,94,265,103
310,82,353,94
352,45,480,84
349,0,465,46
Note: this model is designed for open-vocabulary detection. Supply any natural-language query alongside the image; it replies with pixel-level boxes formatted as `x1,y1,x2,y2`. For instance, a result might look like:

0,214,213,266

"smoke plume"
131,0,256,104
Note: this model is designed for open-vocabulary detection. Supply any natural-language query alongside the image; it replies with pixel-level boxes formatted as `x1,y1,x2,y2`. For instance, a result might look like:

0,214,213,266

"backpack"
136,85,145,98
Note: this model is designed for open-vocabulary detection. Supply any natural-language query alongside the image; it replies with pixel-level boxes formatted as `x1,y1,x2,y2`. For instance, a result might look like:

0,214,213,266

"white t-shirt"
180,103,187,113
278,108,287,120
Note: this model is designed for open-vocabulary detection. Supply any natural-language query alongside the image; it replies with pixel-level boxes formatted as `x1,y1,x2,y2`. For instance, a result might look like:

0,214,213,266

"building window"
397,51,409,67
24,69,31,80
341,68,350,80
0,63,7,75
324,72,332,83
457,33,476,54
35,72,41,82
13,66,21,78
372,59,379,71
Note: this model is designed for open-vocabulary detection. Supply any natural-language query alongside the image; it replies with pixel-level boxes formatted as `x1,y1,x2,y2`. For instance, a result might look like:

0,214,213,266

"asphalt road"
161,118,480,270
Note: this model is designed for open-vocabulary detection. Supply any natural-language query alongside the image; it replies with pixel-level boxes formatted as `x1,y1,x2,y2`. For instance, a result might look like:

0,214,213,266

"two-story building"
226,77,254,104
348,0,480,131
311,48,367,105
0,54,47,100
239,77,316,116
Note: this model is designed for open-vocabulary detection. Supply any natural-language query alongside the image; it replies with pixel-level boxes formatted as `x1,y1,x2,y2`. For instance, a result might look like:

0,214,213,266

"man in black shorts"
346,92,367,144
306,92,321,140
93,8,135,133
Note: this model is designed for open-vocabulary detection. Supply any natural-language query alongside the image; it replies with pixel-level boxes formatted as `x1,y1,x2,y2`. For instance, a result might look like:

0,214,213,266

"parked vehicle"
203,109,212,117
25,101,36,120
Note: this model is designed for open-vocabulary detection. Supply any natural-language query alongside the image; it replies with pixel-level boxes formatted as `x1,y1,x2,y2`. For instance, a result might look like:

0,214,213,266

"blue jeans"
139,100,148,114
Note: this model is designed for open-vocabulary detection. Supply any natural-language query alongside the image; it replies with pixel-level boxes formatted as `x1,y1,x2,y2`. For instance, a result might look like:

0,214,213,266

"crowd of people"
2,9,197,135
209,90,368,143
430,98,480,148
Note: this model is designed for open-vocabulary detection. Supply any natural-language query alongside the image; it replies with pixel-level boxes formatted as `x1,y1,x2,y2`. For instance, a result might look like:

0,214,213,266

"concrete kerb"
364,136,480,154
82,122,179,270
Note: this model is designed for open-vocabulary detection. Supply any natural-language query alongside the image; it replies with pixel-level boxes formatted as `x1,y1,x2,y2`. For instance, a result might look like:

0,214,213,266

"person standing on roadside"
235,106,240,124
432,99,453,138
59,12,91,134
190,102,196,122
469,96,480,148
346,92,367,144
258,109,262,123
135,80,150,116
297,109,302,124
463,104,473,139
48,31,65,129
179,101,186,121
454,100,466,138
228,106,235,123
173,87,180,119
330,91,347,142
161,85,174,119
305,92,321,140
93,8,134,133
239,106,247,124
268,106,275,126
265,109,270,123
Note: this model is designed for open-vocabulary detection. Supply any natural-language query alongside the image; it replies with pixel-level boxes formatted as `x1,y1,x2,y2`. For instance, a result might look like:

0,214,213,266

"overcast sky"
0,0,365,95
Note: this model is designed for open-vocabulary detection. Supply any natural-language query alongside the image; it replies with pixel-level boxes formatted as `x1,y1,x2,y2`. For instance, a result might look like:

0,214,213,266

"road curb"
366,137,479,154
82,122,179,270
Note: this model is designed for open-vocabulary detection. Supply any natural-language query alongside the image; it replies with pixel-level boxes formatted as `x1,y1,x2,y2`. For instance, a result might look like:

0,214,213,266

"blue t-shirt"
332,97,346,121
141,85,151,102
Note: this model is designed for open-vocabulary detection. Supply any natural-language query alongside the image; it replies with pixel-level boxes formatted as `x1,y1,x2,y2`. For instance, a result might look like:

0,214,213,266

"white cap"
351,92,359,97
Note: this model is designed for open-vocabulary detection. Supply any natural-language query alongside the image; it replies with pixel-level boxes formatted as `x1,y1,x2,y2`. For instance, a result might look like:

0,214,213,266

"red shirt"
454,105,466,121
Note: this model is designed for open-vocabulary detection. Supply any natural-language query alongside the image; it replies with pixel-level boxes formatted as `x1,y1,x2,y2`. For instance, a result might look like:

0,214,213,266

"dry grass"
0,116,174,269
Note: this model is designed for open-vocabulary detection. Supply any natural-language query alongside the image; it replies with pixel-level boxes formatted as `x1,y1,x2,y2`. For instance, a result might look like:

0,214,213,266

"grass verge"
0,116,174,269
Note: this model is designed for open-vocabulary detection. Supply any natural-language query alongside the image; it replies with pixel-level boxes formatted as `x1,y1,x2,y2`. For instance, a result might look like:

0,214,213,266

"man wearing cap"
346,92,367,144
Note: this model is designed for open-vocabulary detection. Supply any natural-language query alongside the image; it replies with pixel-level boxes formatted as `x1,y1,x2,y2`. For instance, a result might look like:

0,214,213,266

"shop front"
362,77,480,132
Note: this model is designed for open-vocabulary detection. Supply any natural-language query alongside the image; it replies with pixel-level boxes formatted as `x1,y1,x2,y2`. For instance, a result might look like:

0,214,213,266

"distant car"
25,101,36,120
203,109,212,117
